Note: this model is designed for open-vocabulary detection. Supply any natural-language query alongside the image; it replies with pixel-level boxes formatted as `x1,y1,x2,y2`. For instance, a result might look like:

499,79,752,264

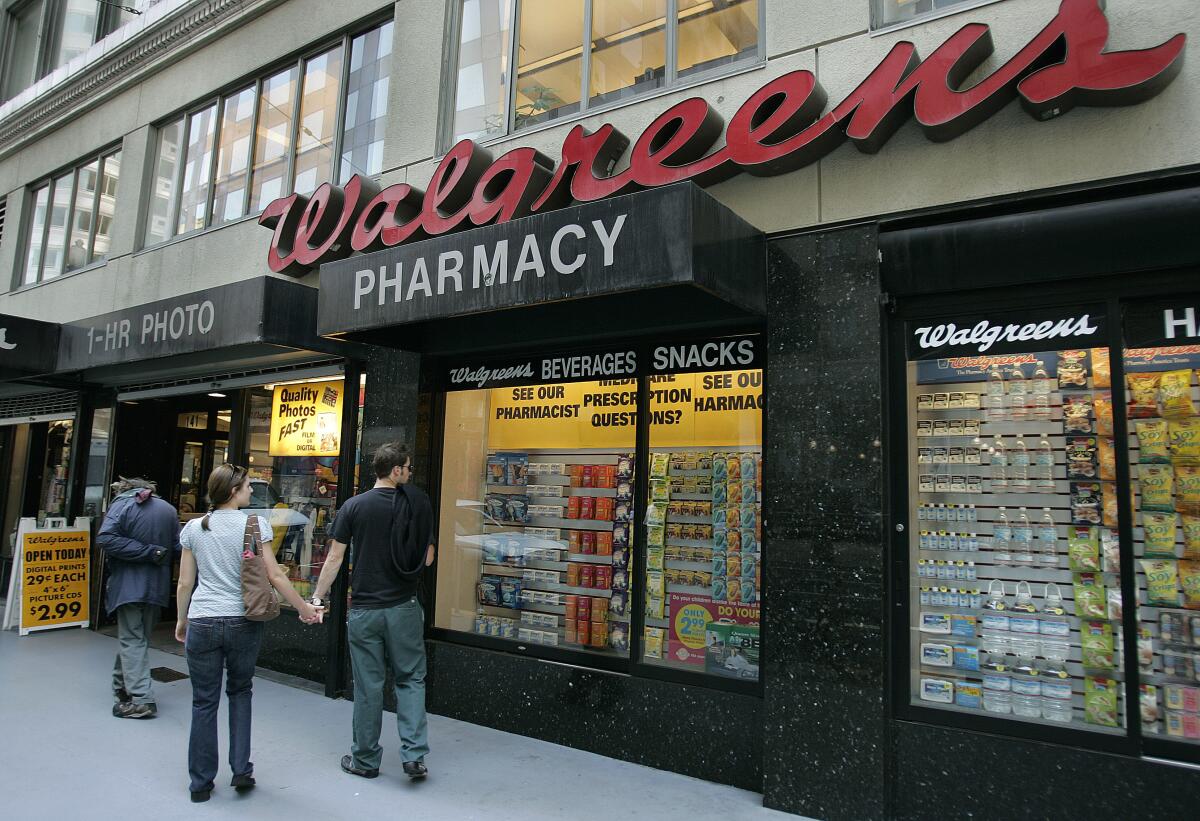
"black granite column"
359,347,423,488
761,227,888,820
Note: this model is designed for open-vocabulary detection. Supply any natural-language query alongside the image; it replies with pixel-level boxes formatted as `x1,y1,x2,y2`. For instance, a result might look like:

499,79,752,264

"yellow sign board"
488,379,637,450
649,370,763,448
269,379,344,456
20,527,90,634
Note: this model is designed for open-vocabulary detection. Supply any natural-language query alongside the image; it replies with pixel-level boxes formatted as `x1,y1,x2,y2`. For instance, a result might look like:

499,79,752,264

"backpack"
389,484,432,580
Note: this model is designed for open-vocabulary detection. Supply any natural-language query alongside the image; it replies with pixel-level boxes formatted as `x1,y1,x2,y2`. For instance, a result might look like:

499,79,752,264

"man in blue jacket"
99,477,181,719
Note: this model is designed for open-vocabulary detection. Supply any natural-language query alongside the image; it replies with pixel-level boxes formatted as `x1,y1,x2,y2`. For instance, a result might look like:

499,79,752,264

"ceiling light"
208,392,226,398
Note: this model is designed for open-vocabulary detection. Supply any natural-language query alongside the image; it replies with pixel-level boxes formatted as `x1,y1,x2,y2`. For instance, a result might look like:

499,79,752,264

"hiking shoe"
340,755,378,779
402,760,428,780
113,702,157,719
231,773,256,791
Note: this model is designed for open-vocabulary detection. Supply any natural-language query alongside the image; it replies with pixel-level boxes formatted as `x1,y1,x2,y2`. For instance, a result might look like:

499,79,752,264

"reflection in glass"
677,0,758,78
514,0,584,129
4,1,44,100
873,0,977,28
211,86,256,224
293,46,344,197
52,0,100,69
589,0,666,106
340,21,393,181
92,151,120,262
251,67,298,212
176,104,218,234
449,1,512,144
22,187,50,285
145,119,183,246
43,172,76,281
67,159,98,271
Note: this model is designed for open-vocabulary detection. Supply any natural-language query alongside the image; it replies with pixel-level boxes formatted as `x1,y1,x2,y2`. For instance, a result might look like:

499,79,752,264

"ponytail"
201,509,213,531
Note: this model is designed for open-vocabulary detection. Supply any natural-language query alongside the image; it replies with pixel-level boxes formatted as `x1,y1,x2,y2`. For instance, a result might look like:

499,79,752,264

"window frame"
439,0,766,153
868,0,1008,35
142,15,391,250
15,143,122,289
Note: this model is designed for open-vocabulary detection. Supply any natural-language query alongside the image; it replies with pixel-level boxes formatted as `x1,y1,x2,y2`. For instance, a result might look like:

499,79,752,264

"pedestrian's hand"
174,621,187,643
298,602,323,624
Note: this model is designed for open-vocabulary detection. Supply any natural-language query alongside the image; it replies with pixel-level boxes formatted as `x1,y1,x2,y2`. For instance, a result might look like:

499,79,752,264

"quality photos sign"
269,380,344,457
18,526,90,635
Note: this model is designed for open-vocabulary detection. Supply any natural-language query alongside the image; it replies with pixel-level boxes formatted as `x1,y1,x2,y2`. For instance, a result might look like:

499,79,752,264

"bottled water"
1013,507,1034,564
994,507,1013,566
1038,508,1058,566
1009,437,1029,493
1034,432,1055,492
1032,360,1052,420
991,437,1007,492
987,364,1006,421
1008,363,1028,421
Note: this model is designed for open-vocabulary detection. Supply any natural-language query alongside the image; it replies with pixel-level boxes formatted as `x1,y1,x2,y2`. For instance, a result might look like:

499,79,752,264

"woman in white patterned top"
174,464,322,803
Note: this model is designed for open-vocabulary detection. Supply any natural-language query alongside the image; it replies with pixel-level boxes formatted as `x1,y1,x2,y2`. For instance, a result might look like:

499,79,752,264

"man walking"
311,443,435,780
98,477,181,719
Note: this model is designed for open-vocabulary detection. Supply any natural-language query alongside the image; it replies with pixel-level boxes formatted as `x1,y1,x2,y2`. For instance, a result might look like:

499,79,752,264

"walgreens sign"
259,0,1186,275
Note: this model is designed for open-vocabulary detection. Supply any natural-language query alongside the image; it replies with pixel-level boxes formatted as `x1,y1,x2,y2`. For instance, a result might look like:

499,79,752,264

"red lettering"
261,0,1186,275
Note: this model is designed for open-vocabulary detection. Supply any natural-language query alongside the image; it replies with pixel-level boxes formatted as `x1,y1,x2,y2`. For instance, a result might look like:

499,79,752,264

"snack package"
1180,560,1200,609
1170,419,1200,465
1138,628,1155,671
1059,350,1089,387
1160,370,1196,419
1141,684,1160,726
1101,528,1121,573
1138,420,1171,464
1141,465,1176,512
1071,482,1103,525
1062,395,1093,433
1098,437,1117,481
1183,515,1200,561
1073,572,1108,618
1177,466,1200,516
1091,393,1112,437
650,452,669,479
1143,512,1179,558
1128,373,1162,419
487,455,508,485
1102,483,1119,528
1141,559,1180,606
1107,588,1123,622
1068,526,1101,571
1085,676,1119,727
1081,621,1115,669
1066,437,1098,479
1091,348,1111,388
505,453,529,486
644,627,664,659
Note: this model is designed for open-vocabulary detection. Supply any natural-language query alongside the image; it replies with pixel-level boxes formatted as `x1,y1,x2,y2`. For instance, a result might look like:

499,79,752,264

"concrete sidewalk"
0,621,801,821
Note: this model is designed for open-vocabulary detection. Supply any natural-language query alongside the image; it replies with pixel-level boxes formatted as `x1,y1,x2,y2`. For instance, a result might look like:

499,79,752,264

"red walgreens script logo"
260,0,1185,276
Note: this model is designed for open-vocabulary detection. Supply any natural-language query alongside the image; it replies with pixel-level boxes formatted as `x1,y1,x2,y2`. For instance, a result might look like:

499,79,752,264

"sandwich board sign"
3,517,91,635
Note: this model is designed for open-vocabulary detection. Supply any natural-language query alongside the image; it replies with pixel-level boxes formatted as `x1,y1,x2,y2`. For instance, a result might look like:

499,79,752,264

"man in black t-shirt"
310,443,435,780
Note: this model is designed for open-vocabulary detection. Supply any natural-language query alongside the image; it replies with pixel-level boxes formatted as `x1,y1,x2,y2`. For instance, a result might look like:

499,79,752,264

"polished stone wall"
761,227,888,820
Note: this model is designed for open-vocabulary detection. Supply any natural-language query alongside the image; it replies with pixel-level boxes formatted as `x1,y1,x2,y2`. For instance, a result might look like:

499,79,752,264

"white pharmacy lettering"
1164,307,1199,339
87,301,217,354
0,328,16,350
653,339,754,371
449,363,535,388
353,214,628,311
913,316,1101,353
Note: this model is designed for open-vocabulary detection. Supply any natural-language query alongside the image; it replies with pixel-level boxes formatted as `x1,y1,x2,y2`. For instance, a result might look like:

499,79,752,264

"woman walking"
175,464,322,802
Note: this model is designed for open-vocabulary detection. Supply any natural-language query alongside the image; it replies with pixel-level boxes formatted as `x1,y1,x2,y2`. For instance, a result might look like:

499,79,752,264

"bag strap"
242,514,261,556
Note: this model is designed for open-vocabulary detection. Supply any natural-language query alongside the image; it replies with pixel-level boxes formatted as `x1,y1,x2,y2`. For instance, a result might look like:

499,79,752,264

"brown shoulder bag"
241,515,280,622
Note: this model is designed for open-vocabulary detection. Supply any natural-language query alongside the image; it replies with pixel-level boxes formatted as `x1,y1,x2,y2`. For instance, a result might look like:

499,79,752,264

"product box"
705,621,759,679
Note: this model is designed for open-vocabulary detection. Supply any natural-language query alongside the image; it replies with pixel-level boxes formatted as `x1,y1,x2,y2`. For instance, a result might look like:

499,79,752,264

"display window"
431,335,765,684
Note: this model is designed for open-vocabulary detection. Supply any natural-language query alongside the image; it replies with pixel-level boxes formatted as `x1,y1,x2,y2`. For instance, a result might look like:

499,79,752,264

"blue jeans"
184,616,263,793
348,599,429,769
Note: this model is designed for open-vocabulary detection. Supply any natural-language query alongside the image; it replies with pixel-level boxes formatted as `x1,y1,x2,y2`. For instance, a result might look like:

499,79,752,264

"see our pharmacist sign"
269,380,344,457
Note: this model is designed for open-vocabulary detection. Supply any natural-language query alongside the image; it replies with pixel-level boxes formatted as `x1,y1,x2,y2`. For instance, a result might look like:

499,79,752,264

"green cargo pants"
347,598,429,770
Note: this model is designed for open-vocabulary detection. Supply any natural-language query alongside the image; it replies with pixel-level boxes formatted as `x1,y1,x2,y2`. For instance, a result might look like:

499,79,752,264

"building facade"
1,1,1200,817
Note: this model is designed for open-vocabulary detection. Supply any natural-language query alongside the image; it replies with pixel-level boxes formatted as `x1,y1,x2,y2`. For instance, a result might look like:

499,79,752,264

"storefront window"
339,21,393,182
82,408,112,521
293,46,345,197
66,159,98,271
21,186,49,286
443,0,761,146
905,307,1127,732
177,103,218,235
250,67,299,212
40,420,73,520
211,86,257,225
435,380,637,656
643,368,762,680
144,119,182,247
43,170,74,281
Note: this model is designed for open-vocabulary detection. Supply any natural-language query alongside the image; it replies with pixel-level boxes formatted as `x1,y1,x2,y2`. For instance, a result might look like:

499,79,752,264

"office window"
444,0,761,147
143,18,392,245
18,147,122,287
871,0,995,30
1,0,143,102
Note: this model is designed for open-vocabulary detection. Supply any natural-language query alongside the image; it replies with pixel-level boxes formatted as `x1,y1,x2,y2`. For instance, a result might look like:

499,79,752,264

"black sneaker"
402,760,428,780
231,773,256,791
113,702,157,719
190,789,211,803
340,755,378,779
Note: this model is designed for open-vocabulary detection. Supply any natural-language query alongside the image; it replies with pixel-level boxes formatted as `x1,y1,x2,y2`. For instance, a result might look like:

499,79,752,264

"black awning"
55,277,340,375
317,182,765,354
0,313,61,380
